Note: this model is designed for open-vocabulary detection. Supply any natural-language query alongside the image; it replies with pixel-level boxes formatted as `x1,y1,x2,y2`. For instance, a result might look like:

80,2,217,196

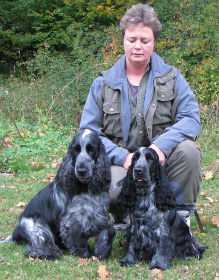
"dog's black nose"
134,168,142,175
77,166,87,176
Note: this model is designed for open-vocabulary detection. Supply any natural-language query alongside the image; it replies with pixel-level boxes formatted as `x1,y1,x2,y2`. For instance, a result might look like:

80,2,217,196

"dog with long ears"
1,129,115,260
118,147,206,270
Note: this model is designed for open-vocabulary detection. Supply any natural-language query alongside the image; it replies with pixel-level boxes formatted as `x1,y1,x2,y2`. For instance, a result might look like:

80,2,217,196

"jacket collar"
103,52,172,89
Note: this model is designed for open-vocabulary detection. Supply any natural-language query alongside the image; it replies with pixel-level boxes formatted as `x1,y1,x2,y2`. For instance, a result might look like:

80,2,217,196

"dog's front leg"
150,236,174,271
68,235,92,259
61,225,92,258
119,230,139,266
95,226,115,260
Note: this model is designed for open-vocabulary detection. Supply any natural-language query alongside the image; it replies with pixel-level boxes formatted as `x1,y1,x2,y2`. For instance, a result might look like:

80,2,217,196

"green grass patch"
0,121,218,279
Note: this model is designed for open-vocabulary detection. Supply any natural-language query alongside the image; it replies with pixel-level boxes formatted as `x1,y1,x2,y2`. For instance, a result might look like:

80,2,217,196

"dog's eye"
74,144,81,153
146,153,153,162
86,144,95,154
133,152,140,161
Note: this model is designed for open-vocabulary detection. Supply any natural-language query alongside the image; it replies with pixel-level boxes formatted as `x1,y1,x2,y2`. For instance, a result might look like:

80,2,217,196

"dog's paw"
70,247,92,259
119,254,138,266
150,261,171,271
25,246,63,260
150,255,172,271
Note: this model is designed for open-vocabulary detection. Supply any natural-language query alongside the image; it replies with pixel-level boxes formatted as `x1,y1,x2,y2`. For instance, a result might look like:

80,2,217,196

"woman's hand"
149,144,166,166
123,153,134,169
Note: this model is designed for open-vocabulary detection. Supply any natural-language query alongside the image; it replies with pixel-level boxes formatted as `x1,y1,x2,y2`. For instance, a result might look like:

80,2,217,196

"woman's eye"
128,38,135,43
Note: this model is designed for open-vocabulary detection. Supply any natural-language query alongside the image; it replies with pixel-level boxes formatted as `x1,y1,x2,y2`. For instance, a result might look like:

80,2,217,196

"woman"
79,3,202,227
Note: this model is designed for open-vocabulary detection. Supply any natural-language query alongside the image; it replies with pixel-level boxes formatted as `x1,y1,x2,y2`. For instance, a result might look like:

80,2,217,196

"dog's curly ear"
90,140,111,192
154,162,176,211
55,152,76,191
118,166,136,213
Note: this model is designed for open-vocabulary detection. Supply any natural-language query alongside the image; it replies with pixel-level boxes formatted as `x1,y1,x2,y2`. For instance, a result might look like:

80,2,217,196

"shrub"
0,0,218,126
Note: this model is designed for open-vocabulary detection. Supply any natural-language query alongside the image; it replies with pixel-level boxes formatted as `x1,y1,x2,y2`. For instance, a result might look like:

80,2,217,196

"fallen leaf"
30,161,45,169
200,232,206,236
30,162,38,167
4,136,13,147
135,261,143,267
201,216,208,224
198,208,204,214
200,191,208,196
97,264,109,279
15,202,26,207
206,196,218,204
90,256,99,262
0,173,13,177
199,202,211,208
151,268,163,280
31,176,38,181
6,185,16,189
42,173,55,182
204,171,214,180
212,216,219,227
51,159,61,169
77,258,89,263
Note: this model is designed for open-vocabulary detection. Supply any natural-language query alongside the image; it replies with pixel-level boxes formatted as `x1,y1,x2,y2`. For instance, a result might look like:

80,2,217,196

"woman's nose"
134,40,141,48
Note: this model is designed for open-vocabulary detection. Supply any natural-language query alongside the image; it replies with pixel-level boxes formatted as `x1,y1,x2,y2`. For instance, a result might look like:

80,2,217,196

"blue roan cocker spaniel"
1,129,115,260
118,147,206,270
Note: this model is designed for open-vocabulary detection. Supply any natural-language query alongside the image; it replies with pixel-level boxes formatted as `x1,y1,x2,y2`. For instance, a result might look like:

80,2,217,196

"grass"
0,120,218,280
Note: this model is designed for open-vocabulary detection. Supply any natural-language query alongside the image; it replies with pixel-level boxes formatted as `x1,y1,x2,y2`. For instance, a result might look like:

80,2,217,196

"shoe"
177,210,191,227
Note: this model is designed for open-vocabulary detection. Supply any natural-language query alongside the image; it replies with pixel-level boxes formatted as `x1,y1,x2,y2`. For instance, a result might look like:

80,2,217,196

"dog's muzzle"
75,154,95,183
133,165,150,187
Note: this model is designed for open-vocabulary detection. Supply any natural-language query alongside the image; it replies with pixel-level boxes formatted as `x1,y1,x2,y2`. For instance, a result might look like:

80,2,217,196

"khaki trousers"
109,140,202,214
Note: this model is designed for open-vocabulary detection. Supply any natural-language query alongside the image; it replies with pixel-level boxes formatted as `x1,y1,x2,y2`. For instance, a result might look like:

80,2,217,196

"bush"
0,0,218,127
0,48,111,127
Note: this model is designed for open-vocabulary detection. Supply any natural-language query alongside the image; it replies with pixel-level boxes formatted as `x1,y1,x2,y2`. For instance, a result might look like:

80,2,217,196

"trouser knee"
165,140,202,208
109,165,127,216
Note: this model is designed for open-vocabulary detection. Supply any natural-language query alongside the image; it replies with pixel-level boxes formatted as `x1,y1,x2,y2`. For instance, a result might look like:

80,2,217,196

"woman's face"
123,22,155,68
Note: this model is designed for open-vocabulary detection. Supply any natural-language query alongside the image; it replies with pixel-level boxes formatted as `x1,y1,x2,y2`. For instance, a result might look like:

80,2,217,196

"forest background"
0,0,218,279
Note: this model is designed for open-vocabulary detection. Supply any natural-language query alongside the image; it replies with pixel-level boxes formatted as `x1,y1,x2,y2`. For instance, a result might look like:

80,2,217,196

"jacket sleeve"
153,69,201,156
79,77,129,166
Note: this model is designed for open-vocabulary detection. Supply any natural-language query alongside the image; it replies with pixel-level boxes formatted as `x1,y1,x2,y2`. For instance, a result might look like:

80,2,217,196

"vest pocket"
103,102,123,138
153,90,176,124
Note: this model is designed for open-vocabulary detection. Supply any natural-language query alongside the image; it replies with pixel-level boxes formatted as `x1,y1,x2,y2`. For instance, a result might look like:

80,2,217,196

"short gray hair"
120,3,162,39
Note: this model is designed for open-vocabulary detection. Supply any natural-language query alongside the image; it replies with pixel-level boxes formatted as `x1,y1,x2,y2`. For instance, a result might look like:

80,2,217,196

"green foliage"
0,0,136,69
64,0,137,25
0,48,110,127
0,0,218,126
0,119,73,173
0,0,71,66
154,0,219,110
